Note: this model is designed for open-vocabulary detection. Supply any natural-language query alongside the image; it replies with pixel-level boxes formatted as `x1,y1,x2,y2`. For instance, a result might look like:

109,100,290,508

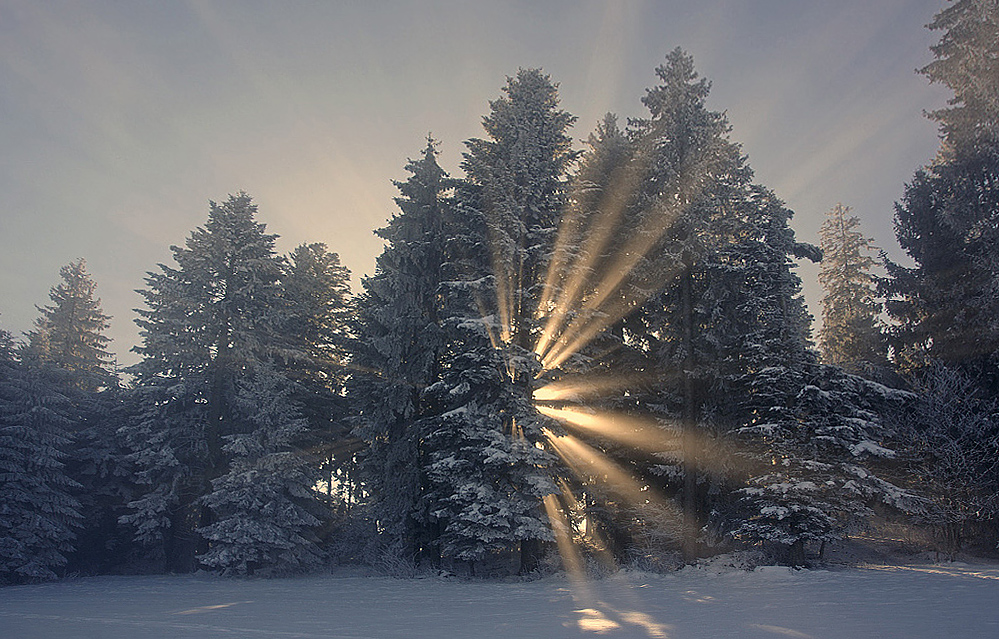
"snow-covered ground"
2,562,998,638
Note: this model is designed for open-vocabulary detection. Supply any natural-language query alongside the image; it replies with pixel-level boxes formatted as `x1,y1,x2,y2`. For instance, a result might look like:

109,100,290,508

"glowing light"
543,494,587,584
535,175,636,359
575,608,622,634
544,430,668,511
617,610,672,638
537,406,678,455
538,405,744,479
532,373,650,402
539,235,686,371
532,138,723,373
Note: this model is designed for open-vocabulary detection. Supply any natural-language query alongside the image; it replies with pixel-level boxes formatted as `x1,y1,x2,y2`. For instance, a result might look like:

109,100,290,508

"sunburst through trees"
354,50,911,577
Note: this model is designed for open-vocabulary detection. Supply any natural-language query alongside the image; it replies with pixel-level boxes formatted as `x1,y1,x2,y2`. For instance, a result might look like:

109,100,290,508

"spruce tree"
617,49,769,557
818,204,886,374
891,365,999,556
885,1,999,387
281,243,356,510
351,138,453,563
539,51,906,566
27,258,115,392
546,113,647,557
21,262,130,574
123,193,328,573
0,326,83,583
921,0,999,150
424,69,577,573
885,156,998,378
198,365,327,576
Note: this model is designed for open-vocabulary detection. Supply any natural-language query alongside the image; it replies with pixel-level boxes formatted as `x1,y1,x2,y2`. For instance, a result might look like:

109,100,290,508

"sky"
0,0,950,367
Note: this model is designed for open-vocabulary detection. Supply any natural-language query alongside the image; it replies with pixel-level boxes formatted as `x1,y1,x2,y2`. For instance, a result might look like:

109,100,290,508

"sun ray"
543,494,588,584
536,193,589,324
546,429,661,507
556,477,618,573
545,434,693,553
535,141,721,373
544,429,695,555
531,372,651,402
539,205,689,370
484,219,518,346
538,405,676,452
539,405,745,477
535,165,641,358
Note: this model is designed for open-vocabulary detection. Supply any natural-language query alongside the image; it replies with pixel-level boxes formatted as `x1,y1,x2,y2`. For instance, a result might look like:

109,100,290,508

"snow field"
1,562,998,638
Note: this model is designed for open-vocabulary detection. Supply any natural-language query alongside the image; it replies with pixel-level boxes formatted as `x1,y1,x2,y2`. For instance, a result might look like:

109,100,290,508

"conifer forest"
2,0,999,588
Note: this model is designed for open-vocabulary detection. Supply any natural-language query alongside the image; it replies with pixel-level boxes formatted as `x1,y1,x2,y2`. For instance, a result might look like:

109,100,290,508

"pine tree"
0,326,83,583
546,113,647,558
615,49,788,557
27,258,115,392
281,243,356,511
64,384,137,575
893,365,999,556
198,366,327,576
543,51,905,566
351,138,453,563
884,1,999,385
921,0,999,150
282,243,353,392
123,193,328,573
885,152,999,379
423,69,577,573
732,363,918,565
20,262,131,575
818,204,886,374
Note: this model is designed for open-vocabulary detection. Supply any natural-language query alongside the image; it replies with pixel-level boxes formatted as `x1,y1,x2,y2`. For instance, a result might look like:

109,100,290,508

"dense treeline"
2,1,997,583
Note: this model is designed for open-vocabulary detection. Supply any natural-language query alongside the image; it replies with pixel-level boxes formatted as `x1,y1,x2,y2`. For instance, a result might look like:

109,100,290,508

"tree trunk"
787,539,805,567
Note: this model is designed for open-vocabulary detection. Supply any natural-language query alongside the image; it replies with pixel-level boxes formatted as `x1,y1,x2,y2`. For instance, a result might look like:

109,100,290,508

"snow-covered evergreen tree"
123,193,328,573
22,260,132,574
198,366,326,576
884,152,999,381
281,243,355,510
351,138,453,563
732,364,917,565
422,345,555,571
424,69,577,573
893,365,999,556
818,204,886,374
0,326,83,583
610,50,807,557
26,258,115,392
921,0,999,151
542,50,906,565
884,0,999,389
282,242,353,395
64,384,138,575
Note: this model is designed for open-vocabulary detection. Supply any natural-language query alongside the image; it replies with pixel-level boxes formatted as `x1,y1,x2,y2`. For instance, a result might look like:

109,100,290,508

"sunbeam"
544,428,696,562
538,405,678,453
531,373,651,402
543,494,587,584
545,429,675,514
535,161,643,359
534,126,727,374
538,403,746,479
538,206,688,371
538,200,686,370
